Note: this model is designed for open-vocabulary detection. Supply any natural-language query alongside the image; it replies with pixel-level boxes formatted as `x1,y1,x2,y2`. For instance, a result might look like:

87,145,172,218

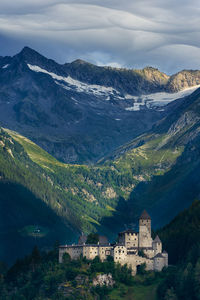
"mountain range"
0,47,200,164
1,47,200,264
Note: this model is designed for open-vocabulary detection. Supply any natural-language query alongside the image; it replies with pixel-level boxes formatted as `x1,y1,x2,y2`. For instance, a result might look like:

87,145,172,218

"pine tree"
194,259,200,300
164,287,178,300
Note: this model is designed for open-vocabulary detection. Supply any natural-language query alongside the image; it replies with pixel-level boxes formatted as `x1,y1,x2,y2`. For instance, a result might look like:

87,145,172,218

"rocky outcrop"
166,70,200,92
93,273,115,287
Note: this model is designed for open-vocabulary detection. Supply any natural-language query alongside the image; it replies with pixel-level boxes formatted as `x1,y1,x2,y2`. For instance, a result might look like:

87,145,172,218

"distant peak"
71,59,93,66
20,46,40,55
12,46,59,70
22,46,33,51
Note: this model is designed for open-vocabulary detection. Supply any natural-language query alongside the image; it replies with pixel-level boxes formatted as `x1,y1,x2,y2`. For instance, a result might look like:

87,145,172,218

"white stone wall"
139,225,152,248
83,246,99,260
125,233,138,248
139,219,151,235
143,248,155,259
114,246,127,264
99,246,113,261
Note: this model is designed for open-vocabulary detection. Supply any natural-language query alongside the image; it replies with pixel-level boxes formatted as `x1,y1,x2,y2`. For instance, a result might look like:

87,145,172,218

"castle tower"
152,235,162,255
139,210,152,248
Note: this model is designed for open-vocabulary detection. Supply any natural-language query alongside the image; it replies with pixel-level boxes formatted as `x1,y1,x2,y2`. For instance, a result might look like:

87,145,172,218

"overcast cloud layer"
0,0,200,73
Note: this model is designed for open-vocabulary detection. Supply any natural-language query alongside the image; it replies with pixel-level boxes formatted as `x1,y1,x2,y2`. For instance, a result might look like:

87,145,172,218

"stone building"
59,210,168,275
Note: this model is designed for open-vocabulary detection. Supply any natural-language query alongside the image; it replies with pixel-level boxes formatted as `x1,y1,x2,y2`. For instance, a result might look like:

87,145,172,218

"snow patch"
27,64,118,99
27,64,200,112
125,85,200,111
2,64,9,69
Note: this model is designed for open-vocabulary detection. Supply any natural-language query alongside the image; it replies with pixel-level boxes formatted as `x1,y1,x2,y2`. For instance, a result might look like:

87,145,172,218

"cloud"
0,1,200,73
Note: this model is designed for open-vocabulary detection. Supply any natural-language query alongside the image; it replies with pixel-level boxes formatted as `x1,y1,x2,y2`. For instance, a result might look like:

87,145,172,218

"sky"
0,0,200,74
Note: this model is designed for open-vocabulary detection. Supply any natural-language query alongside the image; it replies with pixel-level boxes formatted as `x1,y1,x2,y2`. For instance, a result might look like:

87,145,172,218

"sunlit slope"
0,128,183,237
102,88,200,229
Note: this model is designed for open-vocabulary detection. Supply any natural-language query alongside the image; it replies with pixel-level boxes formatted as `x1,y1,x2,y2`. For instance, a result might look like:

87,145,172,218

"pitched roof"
153,235,161,243
99,235,108,245
140,210,151,220
154,253,164,258
78,234,87,245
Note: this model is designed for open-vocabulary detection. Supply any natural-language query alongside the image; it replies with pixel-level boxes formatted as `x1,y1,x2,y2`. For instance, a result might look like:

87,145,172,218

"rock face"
0,47,200,163
93,273,115,287
167,70,200,92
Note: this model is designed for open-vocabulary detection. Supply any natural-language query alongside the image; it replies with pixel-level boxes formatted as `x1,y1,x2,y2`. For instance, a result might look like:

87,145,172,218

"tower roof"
99,235,108,245
140,210,151,220
154,235,161,243
154,253,164,258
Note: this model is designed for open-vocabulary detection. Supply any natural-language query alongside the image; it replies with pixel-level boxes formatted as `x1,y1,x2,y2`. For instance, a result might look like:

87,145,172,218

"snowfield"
27,64,200,112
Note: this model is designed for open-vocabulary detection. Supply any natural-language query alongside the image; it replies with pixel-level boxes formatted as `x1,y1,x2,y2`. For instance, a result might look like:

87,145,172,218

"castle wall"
143,248,155,258
139,218,151,235
139,225,152,248
99,246,113,261
59,210,168,276
83,245,99,260
162,252,168,267
153,242,162,255
114,245,127,264
125,232,138,248
125,255,154,275
59,245,83,262
153,256,165,271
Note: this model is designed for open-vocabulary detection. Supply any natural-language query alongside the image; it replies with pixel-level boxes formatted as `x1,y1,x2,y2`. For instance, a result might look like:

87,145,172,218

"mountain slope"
0,47,200,164
1,88,200,262
100,87,200,229
0,123,183,251
157,199,200,264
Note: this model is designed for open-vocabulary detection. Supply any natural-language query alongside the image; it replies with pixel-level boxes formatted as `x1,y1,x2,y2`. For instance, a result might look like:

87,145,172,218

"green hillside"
2,86,200,262
1,127,183,234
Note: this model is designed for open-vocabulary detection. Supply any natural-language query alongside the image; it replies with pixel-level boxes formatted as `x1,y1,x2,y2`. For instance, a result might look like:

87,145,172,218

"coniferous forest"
0,200,200,299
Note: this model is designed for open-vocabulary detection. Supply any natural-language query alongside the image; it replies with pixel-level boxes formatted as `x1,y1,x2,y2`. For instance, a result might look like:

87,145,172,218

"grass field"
109,281,160,300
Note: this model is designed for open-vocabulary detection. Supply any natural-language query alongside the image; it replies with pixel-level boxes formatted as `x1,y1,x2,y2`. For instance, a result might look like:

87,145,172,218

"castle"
59,210,168,275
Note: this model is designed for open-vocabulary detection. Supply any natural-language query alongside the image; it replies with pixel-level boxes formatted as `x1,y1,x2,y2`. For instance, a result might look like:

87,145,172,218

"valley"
1,48,200,266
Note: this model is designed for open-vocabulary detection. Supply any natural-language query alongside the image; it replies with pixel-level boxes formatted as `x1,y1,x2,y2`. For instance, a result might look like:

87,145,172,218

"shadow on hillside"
0,181,76,265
